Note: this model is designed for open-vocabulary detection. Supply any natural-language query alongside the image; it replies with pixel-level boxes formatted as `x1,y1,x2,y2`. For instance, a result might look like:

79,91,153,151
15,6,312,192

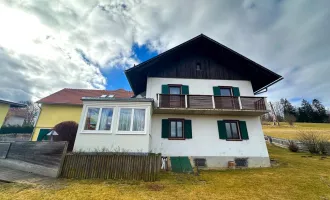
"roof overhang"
0,99,26,108
125,34,283,95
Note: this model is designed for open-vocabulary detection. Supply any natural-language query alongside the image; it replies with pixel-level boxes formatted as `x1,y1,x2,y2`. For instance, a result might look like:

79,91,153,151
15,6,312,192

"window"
98,108,113,130
83,107,114,131
84,108,100,130
169,119,184,139
196,63,201,70
169,86,181,94
118,108,146,132
219,87,233,96
224,121,241,140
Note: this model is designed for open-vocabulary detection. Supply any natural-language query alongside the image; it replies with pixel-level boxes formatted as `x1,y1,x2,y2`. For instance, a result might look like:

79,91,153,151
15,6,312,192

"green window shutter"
232,87,240,97
217,121,227,139
161,85,169,94
181,85,189,95
184,120,192,139
37,129,51,141
239,121,249,140
161,119,169,138
213,86,221,96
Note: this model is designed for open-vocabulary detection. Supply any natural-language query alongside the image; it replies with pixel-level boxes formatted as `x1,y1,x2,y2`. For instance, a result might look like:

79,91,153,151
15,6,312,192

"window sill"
226,139,243,141
168,138,186,140
116,132,147,135
80,131,112,135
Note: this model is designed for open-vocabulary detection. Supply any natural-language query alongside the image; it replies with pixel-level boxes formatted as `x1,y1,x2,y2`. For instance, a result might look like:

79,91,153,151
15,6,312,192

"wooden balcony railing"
157,94,267,111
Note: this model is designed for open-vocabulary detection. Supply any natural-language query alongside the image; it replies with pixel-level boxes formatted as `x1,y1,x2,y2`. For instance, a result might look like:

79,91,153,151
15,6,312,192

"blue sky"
102,44,158,91
0,0,330,107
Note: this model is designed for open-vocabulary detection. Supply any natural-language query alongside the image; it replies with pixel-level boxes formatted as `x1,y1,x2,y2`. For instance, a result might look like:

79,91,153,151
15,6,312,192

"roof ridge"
63,88,132,92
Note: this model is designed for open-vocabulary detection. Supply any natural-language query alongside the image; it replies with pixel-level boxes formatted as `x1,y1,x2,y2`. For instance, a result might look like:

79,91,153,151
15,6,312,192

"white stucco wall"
146,77,255,107
73,101,152,152
150,114,269,158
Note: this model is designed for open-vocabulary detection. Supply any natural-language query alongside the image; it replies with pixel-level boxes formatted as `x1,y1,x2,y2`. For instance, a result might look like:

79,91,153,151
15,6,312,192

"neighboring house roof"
125,34,283,95
37,88,134,105
0,99,26,108
82,97,154,103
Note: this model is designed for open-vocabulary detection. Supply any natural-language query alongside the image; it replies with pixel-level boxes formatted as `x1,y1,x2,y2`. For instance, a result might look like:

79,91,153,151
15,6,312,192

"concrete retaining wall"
0,141,67,177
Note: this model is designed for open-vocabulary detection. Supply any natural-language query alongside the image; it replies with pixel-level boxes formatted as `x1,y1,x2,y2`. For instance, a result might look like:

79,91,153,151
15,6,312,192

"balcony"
155,94,269,116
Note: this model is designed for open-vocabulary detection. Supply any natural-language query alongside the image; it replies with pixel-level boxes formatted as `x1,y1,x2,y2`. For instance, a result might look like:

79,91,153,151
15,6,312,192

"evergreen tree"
280,98,296,116
312,99,327,123
297,99,314,122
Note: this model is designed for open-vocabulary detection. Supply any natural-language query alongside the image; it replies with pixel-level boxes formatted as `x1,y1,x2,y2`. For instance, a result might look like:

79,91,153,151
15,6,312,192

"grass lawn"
263,122,330,140
1,145,330,200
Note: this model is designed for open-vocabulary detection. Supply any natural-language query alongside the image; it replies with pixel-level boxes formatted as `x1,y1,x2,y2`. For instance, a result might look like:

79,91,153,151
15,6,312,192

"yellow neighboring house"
0,99,26,126
32,88,133,141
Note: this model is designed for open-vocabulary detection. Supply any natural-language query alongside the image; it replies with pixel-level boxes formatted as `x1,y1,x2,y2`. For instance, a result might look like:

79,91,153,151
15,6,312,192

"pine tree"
297,99,314,122
312,99,327,123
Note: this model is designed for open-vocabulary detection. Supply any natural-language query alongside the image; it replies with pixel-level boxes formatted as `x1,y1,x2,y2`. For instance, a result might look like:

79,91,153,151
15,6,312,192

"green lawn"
263,122,330,140
1,145,330,200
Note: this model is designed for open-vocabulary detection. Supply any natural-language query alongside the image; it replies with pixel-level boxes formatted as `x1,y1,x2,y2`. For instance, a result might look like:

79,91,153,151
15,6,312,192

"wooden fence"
60,153,162,181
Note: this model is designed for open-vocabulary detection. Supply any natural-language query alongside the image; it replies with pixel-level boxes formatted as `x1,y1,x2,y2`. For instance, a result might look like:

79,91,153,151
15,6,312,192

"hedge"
0,126,33,134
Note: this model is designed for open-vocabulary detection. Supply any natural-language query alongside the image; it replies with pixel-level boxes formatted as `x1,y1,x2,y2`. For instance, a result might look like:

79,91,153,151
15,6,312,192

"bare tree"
19,101,40,126
269,101,283,125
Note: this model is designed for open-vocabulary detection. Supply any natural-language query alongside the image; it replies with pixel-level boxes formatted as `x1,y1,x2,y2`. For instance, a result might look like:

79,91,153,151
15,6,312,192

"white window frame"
117,107,147,134
81,106,115,134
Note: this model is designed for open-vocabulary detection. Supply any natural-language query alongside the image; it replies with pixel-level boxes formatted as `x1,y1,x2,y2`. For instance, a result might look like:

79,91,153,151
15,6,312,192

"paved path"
0,166,55,184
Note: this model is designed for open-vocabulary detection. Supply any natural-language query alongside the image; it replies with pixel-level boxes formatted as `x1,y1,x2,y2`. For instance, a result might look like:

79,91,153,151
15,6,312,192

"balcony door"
216,87,239,109
169,85,183,108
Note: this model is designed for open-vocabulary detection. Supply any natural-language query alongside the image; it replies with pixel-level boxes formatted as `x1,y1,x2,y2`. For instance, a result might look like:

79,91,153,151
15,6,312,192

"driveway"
0,166,54,184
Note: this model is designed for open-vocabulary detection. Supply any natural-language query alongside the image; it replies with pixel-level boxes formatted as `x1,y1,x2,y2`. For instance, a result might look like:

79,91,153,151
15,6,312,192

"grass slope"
263,122,330,140
1,145,330,200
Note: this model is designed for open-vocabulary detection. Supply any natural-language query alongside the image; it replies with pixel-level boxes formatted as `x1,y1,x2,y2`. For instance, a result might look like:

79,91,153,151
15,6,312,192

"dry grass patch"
1,145,330,199
263,122,330,140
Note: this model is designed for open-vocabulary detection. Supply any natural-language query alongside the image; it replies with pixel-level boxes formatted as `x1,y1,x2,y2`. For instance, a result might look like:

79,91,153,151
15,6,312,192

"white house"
73,34,283,169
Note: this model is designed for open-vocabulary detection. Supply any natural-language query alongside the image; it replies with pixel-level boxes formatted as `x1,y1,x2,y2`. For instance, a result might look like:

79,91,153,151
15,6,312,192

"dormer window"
196,63,201,71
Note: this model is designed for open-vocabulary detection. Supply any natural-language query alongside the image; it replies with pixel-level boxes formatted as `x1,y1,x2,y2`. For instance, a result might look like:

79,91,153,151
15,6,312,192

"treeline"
263,98,330,123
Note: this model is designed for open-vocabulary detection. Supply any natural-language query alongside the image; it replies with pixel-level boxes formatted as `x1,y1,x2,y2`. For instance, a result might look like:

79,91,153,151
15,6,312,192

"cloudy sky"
0,0,329,106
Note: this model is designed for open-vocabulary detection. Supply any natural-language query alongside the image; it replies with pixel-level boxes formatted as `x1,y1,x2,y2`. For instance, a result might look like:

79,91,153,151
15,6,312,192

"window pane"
98,108,113,130
220,88,231,96
225,122,232,139
231,123,239,139
170,121,176,137
177,121,183,137
118,109,132,131
84,108,100,130
169,87,181,94
133,109,146,131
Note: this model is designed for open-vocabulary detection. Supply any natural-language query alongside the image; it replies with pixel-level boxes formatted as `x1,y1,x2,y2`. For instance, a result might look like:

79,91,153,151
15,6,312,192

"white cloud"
0,0,329,106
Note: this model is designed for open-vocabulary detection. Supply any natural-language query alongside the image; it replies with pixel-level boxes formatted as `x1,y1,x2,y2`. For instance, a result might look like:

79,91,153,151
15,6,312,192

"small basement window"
235,158,248,167
194,158,206,167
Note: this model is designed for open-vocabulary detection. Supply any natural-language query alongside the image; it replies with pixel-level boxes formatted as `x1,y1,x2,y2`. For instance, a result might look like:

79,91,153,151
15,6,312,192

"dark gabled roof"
125,34,283,95
0,99,26,108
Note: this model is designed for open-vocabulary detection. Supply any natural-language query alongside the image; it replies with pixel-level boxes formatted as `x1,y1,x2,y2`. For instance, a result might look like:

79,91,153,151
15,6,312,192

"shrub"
288,140,299,152
284,114,296,126
297,130,330,154
53,121,78,152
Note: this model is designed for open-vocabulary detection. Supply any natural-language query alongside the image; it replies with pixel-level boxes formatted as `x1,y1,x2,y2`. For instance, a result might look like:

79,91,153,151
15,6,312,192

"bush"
0,125,33,134
53,121,78,152
288,140,299,152
284,114,296,126
297,130,330,154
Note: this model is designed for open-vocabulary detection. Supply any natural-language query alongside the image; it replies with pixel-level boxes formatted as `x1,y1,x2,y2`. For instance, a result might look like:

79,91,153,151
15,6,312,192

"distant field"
263,122,330,140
